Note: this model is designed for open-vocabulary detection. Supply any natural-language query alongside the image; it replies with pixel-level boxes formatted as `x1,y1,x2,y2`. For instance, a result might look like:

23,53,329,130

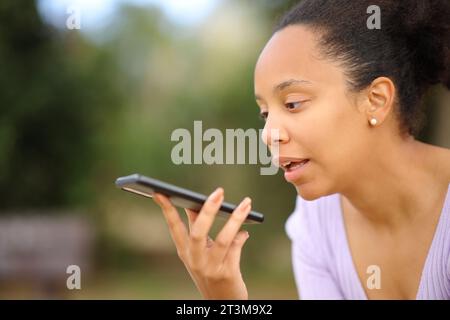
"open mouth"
281,159,310,172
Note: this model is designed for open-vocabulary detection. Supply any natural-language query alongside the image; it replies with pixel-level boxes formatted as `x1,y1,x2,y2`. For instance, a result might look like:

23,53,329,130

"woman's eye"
285,101,303,111
259,111,268,122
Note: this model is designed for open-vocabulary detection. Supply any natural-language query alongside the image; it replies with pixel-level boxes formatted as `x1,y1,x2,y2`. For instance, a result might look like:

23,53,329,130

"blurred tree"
0,1,123,210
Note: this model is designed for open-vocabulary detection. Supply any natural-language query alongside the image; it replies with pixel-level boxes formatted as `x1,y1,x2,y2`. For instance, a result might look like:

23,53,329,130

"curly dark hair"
274,0,450,137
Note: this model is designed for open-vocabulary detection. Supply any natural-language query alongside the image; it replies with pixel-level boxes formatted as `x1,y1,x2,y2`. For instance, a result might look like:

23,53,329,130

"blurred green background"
0,0,448,299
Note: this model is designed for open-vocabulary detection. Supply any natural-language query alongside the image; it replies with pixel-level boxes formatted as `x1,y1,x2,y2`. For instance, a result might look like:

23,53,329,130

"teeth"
287,160,309,170
281,161,291,168
280,159,309,169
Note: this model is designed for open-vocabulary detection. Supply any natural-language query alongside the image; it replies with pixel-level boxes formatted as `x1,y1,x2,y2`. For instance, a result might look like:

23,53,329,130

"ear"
364,77,396,125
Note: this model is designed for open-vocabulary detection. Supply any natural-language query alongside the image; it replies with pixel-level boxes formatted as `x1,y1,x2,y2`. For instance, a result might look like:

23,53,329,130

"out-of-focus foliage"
0,1,123,209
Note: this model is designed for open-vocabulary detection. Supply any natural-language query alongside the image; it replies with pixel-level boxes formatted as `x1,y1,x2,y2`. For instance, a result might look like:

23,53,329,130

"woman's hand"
152,187,251,300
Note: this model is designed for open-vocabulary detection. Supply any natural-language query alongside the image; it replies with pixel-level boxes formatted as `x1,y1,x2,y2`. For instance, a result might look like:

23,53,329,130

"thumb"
224,230,250,267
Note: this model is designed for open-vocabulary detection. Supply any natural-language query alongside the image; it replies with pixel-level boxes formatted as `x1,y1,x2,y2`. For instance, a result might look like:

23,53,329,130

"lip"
280,158,311,183
272,156,310,171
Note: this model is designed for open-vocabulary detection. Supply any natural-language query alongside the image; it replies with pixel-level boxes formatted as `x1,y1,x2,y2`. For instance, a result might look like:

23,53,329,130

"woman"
153,0,450,299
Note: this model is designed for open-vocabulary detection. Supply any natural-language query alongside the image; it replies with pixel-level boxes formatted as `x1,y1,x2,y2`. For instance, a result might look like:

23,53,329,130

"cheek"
298,97,367,175
325,105,369,176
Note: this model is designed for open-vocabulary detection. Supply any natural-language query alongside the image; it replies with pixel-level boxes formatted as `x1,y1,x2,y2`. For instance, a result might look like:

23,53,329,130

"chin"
294,181,334,201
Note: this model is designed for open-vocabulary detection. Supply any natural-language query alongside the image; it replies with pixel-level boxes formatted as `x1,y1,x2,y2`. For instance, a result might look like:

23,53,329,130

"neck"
339,136,442,230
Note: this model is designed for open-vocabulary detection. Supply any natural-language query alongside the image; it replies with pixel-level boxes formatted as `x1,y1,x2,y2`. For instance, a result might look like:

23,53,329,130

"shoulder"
431,146,450,184
420,143,450,183
442,149,450,183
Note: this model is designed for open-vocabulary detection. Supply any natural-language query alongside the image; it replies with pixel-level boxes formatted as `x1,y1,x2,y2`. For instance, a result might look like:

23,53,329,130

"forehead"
254,25,341,91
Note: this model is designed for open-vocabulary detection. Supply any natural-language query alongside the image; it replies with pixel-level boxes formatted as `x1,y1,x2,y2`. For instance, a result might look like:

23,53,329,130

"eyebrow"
255,79,312,101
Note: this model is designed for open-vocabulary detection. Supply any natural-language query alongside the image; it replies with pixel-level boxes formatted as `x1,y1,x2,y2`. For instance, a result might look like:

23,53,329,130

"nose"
261,118,289,147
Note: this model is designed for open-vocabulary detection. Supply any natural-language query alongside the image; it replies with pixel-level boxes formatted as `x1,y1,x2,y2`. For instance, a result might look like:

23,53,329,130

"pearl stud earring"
370,118,378,126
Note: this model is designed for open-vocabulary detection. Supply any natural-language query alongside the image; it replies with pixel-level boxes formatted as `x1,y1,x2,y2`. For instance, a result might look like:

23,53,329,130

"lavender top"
285,184,450,300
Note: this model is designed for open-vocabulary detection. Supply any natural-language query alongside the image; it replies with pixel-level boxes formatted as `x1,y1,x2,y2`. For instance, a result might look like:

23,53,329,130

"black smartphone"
115,174,264,224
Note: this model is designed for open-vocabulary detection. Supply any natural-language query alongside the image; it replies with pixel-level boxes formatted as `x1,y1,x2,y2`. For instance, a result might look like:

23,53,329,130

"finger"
189,187,224,257
184,208,199,231
189,187,223,241
153,193,189,253
224,230,250,268
209,197,251,263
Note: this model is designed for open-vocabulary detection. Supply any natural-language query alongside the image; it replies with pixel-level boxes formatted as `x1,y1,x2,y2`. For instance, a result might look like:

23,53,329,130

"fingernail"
209,187,223,203
240,197,252,211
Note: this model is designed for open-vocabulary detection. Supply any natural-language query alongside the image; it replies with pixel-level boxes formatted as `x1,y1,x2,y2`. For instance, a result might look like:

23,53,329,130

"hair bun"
393,0,450,89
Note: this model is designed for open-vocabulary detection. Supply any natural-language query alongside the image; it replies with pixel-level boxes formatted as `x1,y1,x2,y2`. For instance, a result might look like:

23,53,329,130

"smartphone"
115,174,264,224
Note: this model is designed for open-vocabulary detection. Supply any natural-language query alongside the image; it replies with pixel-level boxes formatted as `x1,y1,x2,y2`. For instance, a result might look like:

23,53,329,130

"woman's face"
254,25,373,200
